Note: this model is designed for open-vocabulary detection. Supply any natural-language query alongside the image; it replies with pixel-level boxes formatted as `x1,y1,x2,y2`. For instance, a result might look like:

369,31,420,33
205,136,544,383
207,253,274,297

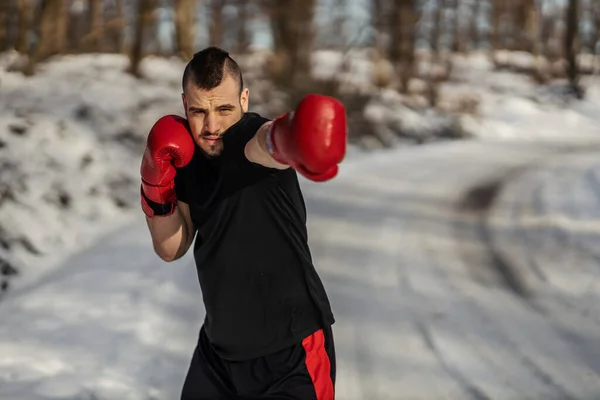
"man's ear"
181,93,188,118
240,88,249,113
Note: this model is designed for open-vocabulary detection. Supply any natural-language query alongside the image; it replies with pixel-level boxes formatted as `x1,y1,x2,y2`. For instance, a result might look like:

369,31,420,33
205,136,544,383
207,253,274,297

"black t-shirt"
174,112,335,361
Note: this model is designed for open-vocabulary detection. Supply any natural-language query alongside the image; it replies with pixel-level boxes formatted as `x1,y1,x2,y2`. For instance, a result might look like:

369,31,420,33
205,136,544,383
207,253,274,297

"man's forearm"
244,122,289,170
145,206,192,262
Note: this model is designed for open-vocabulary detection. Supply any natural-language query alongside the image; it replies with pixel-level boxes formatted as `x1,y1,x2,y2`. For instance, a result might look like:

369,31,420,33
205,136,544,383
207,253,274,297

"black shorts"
180,325,336,400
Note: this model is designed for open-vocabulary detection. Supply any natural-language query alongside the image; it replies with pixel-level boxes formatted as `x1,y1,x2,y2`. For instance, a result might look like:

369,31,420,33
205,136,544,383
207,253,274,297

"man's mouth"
201,136,221,144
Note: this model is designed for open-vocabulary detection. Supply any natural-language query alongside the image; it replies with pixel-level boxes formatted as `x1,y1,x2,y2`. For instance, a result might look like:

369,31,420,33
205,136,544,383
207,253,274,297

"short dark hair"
182,47,244,94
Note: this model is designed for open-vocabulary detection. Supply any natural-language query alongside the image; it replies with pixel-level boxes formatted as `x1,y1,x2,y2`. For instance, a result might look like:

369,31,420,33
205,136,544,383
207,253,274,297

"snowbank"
444,52,600,141
0,53,187,290
487,150,600,301
312,49,600,148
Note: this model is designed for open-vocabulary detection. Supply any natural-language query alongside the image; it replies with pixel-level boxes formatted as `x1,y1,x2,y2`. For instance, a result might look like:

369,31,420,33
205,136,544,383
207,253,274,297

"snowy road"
3,138,600,399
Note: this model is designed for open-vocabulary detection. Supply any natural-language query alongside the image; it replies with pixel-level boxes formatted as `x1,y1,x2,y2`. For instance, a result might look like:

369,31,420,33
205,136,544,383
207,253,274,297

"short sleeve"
222,112,270,166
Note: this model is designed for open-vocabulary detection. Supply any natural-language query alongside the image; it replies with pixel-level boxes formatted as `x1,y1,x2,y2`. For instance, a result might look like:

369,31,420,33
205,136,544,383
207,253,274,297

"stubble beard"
201,140,224,158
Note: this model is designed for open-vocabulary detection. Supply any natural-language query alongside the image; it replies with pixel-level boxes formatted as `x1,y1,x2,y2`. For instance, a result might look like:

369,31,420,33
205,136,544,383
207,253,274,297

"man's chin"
198,141,224,158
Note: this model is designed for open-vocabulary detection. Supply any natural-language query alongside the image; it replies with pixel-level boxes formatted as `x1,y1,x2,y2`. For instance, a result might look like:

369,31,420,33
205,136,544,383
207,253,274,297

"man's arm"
145,201,195,262
140,114,196,262
244,94,347,182
244,121,288,170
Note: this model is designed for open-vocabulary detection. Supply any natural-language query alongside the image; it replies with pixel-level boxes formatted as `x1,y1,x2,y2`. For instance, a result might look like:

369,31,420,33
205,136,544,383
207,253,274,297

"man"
139,46,346,400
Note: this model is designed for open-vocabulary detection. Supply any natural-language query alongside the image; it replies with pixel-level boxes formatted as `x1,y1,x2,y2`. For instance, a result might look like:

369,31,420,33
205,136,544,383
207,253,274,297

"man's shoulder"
223,112,269,149
239,111,270,132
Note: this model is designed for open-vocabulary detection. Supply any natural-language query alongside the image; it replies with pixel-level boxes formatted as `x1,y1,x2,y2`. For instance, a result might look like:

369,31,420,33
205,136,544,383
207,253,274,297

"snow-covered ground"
447,52,600,140
1,49,600,399
4,139,600,399
0,52,188,291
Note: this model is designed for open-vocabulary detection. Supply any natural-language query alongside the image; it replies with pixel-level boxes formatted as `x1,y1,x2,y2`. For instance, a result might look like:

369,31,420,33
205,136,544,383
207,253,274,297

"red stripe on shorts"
302,329,334,400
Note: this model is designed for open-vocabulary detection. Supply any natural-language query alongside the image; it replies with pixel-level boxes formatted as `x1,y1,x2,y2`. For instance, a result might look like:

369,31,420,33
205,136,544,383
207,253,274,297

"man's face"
182,74,249,158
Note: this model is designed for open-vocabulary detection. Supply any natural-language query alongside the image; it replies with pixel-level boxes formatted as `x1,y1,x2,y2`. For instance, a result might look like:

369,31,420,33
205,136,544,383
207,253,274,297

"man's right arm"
145,201,195,262
140,115,196,262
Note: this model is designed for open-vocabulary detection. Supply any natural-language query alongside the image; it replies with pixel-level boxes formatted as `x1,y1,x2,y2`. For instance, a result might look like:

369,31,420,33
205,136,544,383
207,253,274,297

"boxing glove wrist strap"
265,124,275,155
140,187,176,217
266,117,288,165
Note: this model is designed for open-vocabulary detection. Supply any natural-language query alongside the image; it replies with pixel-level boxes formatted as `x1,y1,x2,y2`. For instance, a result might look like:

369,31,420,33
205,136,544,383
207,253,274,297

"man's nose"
204,114,220,135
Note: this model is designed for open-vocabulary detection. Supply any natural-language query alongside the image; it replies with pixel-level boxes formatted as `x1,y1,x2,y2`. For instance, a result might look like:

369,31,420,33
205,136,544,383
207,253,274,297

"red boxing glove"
140,115,195,217
266,94,347,182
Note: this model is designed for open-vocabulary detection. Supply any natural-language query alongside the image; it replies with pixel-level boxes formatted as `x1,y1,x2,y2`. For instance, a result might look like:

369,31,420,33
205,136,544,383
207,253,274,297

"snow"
0,53,187,289
445,52,600,140
1,49,600,399
0,224,200,400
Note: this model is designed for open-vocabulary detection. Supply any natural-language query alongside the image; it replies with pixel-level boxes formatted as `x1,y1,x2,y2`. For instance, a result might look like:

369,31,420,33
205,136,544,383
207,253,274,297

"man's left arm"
244,121,288,170
244,94,347,182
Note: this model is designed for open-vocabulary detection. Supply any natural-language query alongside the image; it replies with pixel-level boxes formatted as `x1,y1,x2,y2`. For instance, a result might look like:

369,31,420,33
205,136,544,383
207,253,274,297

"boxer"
140,46,346,400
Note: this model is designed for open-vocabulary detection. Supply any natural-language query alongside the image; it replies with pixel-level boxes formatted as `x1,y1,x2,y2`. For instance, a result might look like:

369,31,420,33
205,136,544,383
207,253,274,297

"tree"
0,0,8,50
428,0,444,105
15,0,33,54
469,0,482,51
174,0,196,60
25,0,67,74
54,0,68,54
430,0,443,57
235,0,251,54
513,0,538,53
209,0,226,47
593,0,600,73
449,0,463,53
491,0,508,51
81,0,104,52
389,0,417,93
565,0,583,97
128,0,156,77
262,0,317,90
371,0,387,56
104,0,126,53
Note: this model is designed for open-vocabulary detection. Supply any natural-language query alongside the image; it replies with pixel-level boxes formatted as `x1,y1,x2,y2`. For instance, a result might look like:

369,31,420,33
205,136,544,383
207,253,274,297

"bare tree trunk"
0,0,8,50
513,0,537,53
370,0,392,87
54,0,68,54
81,0,104,52
67,0,84,52
389,0,417,93
25,0,60,74
593,0,600,74
264,0,316,90
104,0,125,53
526,0,539,55
3,0,17,50
371,0,386,56
491,0,507,51
428,0,444,106
450,0,462,53
430,0,443,56
15,0,32,53
209,0,225,47
565,0,583,97
513,0,526,50
174,0,195,60
469,0,481,51
235,0,250,53
540,3,553,58
128,0,155,77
